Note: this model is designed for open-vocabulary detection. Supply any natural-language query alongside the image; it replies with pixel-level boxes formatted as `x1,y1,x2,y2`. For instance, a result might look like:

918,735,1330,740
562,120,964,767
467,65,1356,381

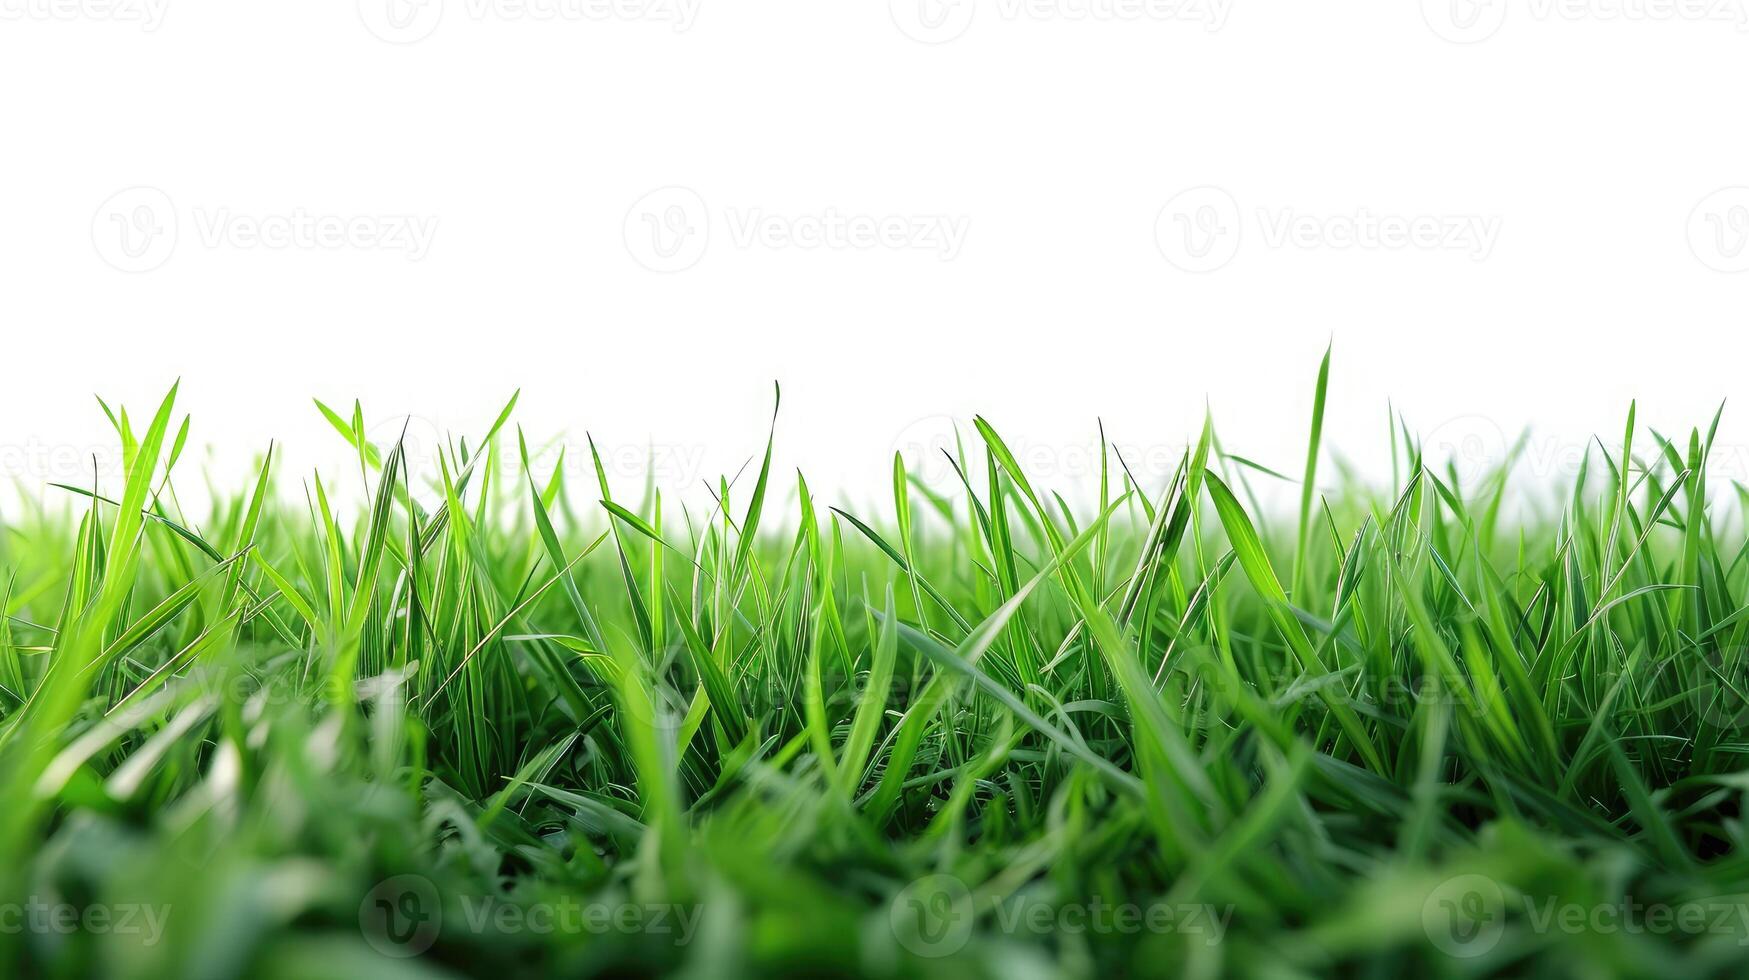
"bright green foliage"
3,367,1749,980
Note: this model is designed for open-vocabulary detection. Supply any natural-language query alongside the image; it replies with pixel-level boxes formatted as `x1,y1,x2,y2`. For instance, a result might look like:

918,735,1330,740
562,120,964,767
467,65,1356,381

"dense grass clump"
5,360,1749,979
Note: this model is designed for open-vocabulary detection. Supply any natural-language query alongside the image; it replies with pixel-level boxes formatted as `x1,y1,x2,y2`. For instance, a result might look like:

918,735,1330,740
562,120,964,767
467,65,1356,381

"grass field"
5,357,1749,978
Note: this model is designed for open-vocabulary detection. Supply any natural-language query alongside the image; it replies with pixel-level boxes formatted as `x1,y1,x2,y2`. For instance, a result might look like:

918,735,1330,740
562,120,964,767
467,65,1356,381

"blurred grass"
3,361,1749,978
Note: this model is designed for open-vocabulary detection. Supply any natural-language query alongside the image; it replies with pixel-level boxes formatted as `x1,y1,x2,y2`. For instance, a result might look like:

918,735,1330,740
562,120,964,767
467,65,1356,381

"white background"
4,0,1749,511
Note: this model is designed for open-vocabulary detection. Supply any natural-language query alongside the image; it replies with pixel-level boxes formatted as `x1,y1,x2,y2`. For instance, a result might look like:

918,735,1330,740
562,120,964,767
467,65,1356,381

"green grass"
4,362,1749,979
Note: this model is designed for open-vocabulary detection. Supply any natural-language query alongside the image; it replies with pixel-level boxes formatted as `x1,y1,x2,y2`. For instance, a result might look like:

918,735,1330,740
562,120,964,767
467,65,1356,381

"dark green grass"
4,360,1749,979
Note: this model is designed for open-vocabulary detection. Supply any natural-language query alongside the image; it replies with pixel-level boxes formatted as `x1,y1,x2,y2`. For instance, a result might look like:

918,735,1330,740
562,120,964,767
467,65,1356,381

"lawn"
3,355,1747,978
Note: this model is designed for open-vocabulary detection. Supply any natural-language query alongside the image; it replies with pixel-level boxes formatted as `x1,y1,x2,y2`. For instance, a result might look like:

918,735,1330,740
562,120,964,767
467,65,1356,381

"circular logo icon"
1688,187,1749,274
1155,186,1241,273
92,187,177,273
360,874,442,958
889,873,973,958
890,415,966,495
1421,0,1507,44
1423,414,1509,490
1691,651,1749,729
613,647,701,737
624,187,710,273
890,0,975,43
1423,873,1505,959
359,0,444,43
365,413,444,480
